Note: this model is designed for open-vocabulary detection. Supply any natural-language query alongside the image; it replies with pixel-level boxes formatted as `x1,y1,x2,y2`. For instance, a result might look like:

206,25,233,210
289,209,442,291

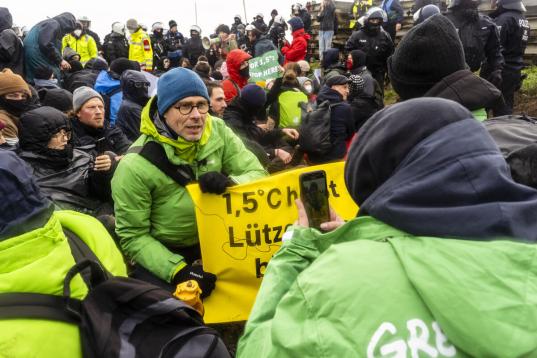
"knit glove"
173,265,217,299
198,171,232,194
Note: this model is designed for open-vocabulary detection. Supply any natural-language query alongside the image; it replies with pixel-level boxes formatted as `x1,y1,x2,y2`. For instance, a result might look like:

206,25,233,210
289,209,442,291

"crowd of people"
0,0,536,356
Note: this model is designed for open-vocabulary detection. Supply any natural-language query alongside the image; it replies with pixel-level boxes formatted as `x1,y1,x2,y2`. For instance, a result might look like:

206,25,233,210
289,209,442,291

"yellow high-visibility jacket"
129,29,153,71
61,34,98,65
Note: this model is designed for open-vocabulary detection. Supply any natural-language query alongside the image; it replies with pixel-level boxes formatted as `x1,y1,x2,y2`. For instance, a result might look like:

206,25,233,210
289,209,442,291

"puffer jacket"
112,96,267,282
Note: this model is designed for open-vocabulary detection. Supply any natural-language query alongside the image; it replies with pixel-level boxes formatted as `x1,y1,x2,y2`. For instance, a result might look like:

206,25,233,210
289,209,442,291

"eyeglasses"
131,81,150,89
51,129,71,141
174,101,210,115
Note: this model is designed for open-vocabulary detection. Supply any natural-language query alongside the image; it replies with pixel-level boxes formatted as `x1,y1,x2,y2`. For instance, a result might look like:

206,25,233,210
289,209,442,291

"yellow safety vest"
129,29,153,71
350,0,373,29
61,34,98,65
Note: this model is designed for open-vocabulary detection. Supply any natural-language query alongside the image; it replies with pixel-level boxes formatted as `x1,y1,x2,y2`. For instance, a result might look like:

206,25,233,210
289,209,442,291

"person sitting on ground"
347,49,383,131
116,70,150,141
193,60,213,84
388,14,506,120
33,66,61,91
222,49,252,103
0,150,127,357
71,86,131,158
308,75,354,164
39,87,74,115
207,81,228,118
266,63,309,128
19,106,116,215
64,57,108,93
321,48,347,84
298,59,321,94
0,69,35,147
94,57,140,126
238,97,537,357
112,68,267,295
224,84,300,173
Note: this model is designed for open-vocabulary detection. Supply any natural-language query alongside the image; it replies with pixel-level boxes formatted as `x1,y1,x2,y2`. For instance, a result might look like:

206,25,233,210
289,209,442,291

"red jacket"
222,49,252,103
281,29,310,65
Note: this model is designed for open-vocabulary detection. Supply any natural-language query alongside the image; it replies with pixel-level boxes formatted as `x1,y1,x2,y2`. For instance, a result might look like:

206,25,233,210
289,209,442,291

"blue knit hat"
288,17,304,31
157,68,209,116
240,84,266,110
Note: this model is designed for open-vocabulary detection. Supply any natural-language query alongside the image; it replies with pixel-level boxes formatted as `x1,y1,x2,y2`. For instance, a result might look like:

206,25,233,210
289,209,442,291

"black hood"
317,86,344,104
321,48,340,68
19,106,70,150
424,70,502,112
120,70,150,106
0,7,13,32
53,12,76,34
345,97,537,241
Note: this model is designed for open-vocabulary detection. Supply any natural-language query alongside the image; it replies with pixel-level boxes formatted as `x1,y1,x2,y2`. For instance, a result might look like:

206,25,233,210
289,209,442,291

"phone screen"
299,170,330,230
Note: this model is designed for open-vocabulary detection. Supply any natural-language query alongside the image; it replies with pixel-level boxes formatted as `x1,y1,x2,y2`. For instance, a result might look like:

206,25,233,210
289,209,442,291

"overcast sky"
5,0,353,40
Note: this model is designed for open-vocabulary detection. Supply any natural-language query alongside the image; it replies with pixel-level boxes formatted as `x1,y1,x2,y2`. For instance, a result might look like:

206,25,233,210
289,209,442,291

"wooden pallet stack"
307,0,537,64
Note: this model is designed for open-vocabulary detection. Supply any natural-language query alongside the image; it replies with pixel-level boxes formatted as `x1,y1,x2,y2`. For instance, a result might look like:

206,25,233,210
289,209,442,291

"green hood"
140,96,213,163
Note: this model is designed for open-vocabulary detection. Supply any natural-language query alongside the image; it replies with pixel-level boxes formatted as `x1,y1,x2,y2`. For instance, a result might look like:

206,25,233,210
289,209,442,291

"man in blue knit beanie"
112,68,267,296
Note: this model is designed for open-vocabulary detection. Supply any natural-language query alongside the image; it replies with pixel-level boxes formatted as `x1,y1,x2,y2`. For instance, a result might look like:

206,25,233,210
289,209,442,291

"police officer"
445,0,504,89
345,7,394,93
150,22,166,72
490,0,530,114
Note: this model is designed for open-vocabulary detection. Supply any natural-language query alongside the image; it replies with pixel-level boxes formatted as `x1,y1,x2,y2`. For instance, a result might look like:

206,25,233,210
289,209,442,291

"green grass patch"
521,66,537,97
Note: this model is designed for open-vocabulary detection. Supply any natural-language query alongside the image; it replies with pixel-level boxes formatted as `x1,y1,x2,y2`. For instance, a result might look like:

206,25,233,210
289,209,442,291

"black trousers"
500,68,522,115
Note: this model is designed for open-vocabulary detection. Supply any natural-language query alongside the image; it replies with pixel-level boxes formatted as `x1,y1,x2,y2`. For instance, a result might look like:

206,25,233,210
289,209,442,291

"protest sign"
248,50,281,83
187,162,359,323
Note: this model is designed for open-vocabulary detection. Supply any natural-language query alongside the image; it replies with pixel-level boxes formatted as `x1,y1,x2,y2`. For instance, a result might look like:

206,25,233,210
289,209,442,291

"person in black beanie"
223,84,298,172
115,70,150,141
387,14,506,120
39,88,73,114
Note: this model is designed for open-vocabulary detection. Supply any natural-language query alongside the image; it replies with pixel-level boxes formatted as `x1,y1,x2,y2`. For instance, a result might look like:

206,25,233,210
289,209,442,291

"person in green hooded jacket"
0,150,127,357
237,98,537,357
112,67,267,298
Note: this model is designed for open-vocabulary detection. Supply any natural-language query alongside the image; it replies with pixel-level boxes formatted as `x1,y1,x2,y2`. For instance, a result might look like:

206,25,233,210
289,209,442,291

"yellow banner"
187,162,358,323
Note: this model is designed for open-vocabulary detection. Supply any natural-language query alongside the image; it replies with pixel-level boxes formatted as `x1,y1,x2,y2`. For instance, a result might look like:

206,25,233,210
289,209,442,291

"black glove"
198,171,232,194
173,264,217,299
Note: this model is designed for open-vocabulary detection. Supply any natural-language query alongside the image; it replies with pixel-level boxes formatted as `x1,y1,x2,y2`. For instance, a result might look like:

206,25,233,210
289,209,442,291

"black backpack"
0,229,230,358
484,114,537,189
299,100,341,156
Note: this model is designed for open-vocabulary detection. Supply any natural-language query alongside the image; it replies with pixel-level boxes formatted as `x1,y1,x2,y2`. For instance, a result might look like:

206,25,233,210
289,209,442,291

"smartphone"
299,170,330,230
95,137,106,155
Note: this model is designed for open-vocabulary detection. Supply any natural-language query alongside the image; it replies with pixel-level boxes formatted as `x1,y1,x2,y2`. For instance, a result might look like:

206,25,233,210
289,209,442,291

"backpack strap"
64,228,104,286
128,141,194,186
0,292,79,324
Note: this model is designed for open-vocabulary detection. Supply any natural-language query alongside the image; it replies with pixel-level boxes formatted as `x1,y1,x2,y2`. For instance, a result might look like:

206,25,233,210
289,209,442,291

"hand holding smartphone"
299,170,330,230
